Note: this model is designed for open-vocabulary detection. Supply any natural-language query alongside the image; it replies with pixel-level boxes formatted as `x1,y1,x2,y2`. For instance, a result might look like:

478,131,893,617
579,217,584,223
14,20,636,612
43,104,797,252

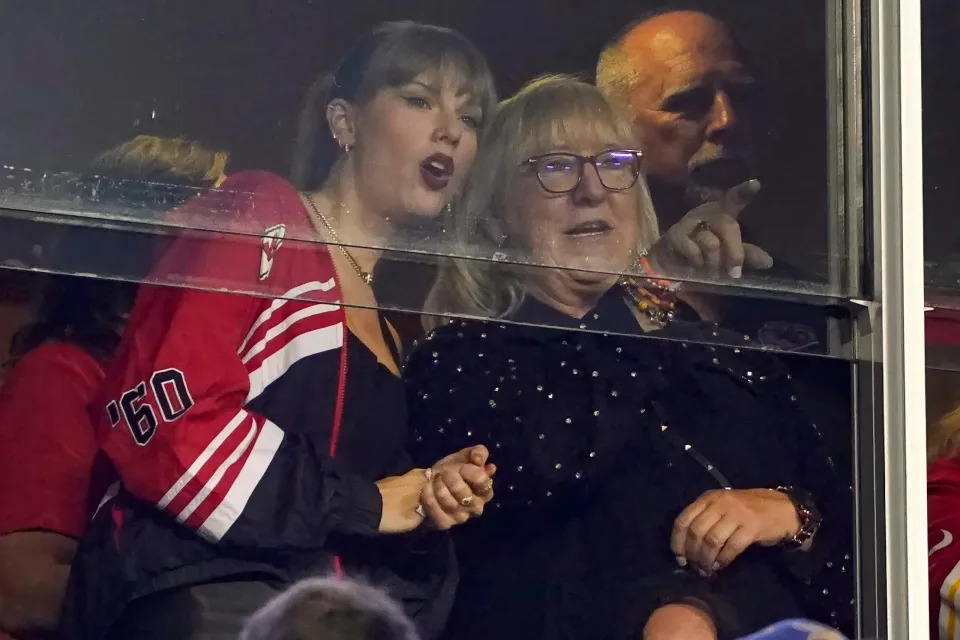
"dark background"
0,0,830,279
923,0,960,289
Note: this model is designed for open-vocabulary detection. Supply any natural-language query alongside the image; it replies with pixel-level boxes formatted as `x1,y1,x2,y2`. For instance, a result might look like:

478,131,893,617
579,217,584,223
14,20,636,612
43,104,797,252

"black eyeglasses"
522,149,644,194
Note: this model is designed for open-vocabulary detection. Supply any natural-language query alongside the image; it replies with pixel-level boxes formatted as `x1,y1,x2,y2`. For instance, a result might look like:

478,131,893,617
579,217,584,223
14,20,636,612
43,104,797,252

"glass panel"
0,2,867,640
0,2,853,313
925,2,960,638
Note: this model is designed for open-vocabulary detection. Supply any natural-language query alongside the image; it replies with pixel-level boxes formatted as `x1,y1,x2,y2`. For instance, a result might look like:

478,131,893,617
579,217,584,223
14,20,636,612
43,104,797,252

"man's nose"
705,90,738,140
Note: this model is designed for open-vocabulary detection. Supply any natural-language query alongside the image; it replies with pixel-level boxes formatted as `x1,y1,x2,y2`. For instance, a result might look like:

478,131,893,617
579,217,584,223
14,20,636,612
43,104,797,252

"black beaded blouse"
406,287,854,640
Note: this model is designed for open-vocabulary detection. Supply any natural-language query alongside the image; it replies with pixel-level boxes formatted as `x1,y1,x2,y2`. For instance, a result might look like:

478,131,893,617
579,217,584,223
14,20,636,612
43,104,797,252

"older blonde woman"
406,76,853,640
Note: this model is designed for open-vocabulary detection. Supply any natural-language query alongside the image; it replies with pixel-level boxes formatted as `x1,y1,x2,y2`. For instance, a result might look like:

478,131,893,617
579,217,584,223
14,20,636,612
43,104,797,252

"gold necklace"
305,193,374,285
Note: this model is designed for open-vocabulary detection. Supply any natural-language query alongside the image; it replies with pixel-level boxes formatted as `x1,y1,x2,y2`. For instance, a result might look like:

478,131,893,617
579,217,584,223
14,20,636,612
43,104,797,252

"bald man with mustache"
597,10,835,353
596,11,855,640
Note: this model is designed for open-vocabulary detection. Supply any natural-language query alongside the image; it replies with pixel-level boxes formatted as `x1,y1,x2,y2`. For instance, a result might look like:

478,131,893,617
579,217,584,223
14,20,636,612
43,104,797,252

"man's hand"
648,179,773,280
671,488,801,572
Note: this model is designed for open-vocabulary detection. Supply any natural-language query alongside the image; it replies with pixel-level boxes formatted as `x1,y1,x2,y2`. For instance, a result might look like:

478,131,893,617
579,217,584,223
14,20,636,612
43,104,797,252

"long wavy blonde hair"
423,74,659,330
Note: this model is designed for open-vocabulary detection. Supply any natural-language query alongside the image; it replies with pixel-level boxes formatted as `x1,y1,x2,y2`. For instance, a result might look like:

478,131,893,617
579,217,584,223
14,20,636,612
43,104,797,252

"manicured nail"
676,556,687,567
728,266,742,279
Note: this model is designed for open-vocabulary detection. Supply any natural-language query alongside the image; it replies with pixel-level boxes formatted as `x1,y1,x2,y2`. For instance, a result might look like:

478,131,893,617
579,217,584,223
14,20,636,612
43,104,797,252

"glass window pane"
0,3,867,639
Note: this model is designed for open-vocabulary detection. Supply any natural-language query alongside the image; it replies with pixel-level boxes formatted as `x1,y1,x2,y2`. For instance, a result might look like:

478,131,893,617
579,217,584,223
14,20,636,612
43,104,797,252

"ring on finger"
692,219,711,236
480,480,494,494
415,504,426,518
460,496,475,507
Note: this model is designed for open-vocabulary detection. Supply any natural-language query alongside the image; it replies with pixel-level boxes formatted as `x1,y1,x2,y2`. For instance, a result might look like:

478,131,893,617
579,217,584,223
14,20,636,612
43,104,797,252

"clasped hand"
377,445,496,534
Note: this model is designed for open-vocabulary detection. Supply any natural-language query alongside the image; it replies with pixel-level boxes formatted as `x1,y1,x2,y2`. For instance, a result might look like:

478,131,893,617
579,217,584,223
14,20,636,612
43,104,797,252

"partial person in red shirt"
926,307,960,640
0,135,229,638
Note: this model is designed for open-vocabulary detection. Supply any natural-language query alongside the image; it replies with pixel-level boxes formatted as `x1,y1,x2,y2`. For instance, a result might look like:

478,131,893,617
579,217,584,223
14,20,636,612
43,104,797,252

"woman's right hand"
376,468,433,534
375,445,496,534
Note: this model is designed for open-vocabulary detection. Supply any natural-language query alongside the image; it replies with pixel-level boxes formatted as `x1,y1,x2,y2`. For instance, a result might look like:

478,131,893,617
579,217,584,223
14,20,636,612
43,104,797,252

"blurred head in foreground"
240,577,420,640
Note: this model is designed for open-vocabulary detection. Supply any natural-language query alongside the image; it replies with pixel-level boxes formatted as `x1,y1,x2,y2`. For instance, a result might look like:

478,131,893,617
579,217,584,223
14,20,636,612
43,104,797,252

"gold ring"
693,220,711,235
480,480,494,493
460,496,475,507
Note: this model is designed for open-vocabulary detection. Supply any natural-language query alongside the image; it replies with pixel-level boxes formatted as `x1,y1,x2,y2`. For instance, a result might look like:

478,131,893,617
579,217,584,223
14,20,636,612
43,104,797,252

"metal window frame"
857,0,929,637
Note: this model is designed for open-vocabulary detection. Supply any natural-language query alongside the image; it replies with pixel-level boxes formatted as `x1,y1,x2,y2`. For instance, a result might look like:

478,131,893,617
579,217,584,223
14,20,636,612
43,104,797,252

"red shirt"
929,458,960,639
928,308,960,346
0,341,113,537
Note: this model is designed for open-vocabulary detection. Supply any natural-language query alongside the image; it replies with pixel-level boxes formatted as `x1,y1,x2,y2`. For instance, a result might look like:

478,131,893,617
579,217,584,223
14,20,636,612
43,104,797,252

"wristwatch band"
775,485,822,548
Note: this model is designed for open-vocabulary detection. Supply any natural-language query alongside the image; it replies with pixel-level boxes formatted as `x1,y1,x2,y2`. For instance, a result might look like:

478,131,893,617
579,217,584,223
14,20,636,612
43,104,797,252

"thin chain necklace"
305,193,374,285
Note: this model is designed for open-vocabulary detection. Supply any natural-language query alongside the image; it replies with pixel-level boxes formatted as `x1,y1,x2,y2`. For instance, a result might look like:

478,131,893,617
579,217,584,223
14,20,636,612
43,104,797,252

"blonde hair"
92,135,229,185
289,21,496,191
927,368,960,463
423,74,659,329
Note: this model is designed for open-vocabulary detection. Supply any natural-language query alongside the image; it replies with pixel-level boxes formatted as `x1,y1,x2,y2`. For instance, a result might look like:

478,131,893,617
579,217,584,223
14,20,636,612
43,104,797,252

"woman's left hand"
671,488,801,572
418,445,497,530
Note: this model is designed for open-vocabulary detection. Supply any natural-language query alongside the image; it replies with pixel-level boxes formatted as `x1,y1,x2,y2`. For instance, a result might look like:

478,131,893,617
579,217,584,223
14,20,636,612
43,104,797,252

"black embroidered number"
115,369,194,446
120,382,157,446
151,368,194,422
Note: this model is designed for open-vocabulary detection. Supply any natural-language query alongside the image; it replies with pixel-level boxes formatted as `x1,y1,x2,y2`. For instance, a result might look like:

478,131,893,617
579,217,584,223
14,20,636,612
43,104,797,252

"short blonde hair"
424,74,659,328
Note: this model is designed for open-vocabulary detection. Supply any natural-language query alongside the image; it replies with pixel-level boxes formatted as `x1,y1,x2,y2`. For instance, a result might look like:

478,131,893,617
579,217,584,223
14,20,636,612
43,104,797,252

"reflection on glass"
0,3,859,640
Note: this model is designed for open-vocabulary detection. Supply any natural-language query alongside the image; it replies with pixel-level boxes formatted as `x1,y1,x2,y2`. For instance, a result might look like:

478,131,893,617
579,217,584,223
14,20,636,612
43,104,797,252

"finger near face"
672,234,706,269
699,514,742,569
705,215,744,271
694,229,722,271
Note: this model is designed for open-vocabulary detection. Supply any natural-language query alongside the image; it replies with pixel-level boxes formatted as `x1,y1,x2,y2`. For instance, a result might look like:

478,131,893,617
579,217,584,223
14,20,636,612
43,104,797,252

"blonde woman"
61,22,498,640
407,76,852,640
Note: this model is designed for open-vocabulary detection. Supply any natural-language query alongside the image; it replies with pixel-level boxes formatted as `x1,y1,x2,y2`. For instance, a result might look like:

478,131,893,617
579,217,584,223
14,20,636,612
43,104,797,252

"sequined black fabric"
406,287,854,640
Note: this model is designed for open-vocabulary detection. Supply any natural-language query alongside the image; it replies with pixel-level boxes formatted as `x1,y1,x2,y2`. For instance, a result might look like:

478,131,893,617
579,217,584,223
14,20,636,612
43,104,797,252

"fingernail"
728,266,742,279
741,178,761,196
676,556,687,567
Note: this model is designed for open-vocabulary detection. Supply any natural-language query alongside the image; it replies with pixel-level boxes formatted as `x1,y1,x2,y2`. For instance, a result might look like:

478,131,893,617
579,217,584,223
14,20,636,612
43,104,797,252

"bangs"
358,25,497,122
508,77,638,164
